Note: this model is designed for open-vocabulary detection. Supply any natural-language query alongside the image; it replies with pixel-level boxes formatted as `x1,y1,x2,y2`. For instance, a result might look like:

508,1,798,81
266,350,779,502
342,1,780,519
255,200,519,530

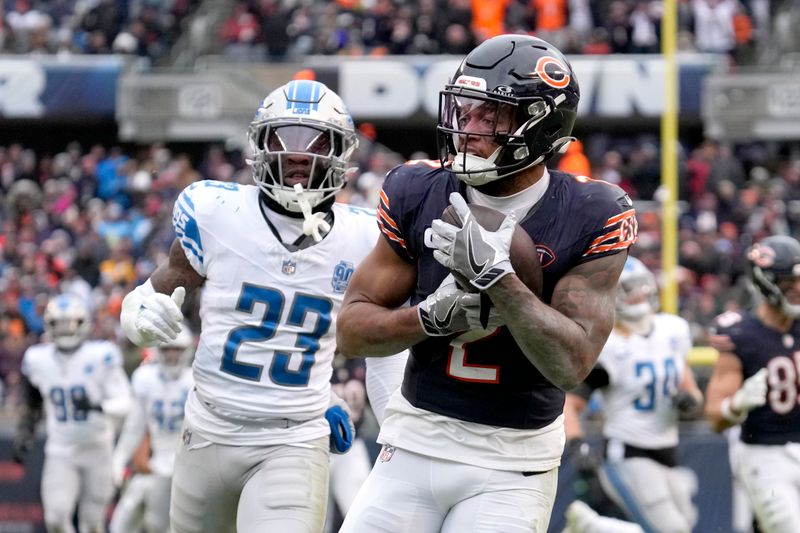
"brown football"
440,203,543,296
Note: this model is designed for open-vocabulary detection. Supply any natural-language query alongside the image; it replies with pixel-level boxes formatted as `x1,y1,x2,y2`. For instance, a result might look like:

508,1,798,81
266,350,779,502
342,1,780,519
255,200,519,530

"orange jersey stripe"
377,206,400,232
589,229,621,247
604,209,636,228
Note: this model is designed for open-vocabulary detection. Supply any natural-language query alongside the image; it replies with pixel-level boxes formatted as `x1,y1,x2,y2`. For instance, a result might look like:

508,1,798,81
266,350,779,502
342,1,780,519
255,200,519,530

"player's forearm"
337,303,425,356
113,404,146,466
704,398,738,433
487,276,596,390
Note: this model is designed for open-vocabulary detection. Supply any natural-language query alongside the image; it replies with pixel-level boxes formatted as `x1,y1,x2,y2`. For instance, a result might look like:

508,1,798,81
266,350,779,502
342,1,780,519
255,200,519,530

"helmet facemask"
438,86,573,186
248,120,355,213
615,258,659,335
156,326,194,380
44,295,91,352
752,266,800,318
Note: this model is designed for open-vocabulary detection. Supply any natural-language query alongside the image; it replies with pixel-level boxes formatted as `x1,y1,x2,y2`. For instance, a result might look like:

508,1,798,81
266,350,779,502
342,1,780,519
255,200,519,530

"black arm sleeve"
570,365,610,401
16,375,43,443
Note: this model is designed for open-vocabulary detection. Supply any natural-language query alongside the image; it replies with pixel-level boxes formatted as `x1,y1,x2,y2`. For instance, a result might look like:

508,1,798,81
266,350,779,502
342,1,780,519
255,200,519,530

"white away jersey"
131,364,193,476
597,313,692,449
21,340,131,456
172,181,379,445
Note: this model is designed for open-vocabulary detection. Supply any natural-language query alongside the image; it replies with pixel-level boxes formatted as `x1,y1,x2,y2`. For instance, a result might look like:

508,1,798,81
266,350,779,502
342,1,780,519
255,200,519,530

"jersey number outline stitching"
220,283,333,386
633,358,679,411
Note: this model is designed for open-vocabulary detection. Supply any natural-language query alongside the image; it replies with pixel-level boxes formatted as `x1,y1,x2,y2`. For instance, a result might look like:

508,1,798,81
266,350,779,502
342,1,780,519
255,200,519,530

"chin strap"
293,183,331,242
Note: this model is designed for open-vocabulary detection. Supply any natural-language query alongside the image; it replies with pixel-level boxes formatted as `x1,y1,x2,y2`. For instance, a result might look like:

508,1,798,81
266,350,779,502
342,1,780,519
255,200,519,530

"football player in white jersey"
14,294,132,533
563,257,703,533
119,79,403,533
110,326,195,533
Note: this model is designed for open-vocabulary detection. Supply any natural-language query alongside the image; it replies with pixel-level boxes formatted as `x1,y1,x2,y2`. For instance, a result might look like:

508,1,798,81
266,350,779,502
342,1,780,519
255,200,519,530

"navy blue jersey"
713,311,800,445
378,162,636,429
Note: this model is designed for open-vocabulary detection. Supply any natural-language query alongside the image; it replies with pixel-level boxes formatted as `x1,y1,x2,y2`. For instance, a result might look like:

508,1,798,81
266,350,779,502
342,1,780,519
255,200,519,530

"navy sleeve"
377,162,437,263
575,180,637,264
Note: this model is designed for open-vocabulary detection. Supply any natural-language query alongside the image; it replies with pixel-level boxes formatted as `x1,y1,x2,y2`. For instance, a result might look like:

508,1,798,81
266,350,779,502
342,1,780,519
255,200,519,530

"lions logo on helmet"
616,257,659,334
437,34,580,186
44,294,92,352
156,326,194,380
247,80,358,214
747,235,800,318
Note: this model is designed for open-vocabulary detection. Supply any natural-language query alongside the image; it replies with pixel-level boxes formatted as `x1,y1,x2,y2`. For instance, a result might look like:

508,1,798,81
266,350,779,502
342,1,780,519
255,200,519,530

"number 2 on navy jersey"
220,283,332,386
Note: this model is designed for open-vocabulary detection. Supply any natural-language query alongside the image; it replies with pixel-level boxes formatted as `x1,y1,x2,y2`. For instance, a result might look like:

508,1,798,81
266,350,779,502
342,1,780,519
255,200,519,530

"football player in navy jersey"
337,34,637,532
706,235,800,533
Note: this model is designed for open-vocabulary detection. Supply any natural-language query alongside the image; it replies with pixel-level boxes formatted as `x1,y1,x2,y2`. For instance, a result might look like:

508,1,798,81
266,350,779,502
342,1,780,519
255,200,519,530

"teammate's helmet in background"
156,326,194,380
747,235,800,317
437,34,580,186
247,80,358,213
616,257,659,322
44,294,91,352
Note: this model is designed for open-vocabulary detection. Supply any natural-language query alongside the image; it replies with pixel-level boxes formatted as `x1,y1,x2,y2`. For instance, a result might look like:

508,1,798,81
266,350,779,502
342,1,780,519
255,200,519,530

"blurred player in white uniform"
706,235,800,533
109,327,195,533
14,294,132,533
120,79,403,533
563,257,703,533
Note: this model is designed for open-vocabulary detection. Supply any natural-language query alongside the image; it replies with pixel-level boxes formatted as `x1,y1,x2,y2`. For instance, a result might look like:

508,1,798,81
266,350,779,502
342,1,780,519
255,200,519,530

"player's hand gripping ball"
438,202,543,296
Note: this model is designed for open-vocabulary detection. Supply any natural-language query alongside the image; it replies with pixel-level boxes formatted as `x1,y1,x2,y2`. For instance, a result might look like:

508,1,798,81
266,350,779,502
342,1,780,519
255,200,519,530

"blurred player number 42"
768,84,800,117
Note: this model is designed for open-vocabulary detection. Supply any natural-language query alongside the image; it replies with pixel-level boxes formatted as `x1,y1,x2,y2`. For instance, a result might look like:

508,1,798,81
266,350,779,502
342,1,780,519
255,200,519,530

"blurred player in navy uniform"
563,257,702,533
706,235,800,533
337,34,637,532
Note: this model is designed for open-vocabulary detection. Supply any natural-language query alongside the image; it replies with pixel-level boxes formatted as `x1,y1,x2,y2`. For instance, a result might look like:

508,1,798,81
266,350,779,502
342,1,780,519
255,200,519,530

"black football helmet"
747,235,800,317
437,34,580,186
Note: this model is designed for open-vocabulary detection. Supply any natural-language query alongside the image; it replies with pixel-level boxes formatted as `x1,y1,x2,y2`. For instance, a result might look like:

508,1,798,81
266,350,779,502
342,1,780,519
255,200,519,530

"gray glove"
418,275,504,336
425,193,515,290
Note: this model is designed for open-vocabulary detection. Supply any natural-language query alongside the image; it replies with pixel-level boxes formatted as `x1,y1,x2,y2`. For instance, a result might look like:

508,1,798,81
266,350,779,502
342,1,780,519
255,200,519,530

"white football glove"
722,368,768,422
417,275,504,336
121,280,185,347
425,192,515,290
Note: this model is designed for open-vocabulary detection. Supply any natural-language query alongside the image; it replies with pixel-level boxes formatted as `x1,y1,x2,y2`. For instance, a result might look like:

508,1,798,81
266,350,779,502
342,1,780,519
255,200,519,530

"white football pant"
598,458,697,533
339,446,557,533
170,432,329,533
109,474,172,533
41,443,113,533
734,442,800,533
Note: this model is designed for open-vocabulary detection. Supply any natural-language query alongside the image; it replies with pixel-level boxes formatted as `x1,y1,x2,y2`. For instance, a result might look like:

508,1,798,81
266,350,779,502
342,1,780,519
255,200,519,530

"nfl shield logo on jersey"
378,445,395,463
331,261,354,293
282,259,297,275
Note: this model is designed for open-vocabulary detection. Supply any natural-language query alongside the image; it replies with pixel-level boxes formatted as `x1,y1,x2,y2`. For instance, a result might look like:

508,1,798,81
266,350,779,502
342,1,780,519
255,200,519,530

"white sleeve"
100,347,133,418
112,394,147,469
172,184,207,276
365,350,409,425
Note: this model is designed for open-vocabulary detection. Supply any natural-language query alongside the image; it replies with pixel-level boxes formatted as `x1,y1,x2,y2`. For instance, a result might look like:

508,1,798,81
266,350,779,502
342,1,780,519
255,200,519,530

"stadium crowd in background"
1,0,200,60
3,0,796,66
216,0,782,65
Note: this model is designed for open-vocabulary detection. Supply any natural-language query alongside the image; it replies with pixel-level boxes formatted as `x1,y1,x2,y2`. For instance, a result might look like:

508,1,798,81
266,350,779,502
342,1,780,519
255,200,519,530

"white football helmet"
156,325,194,380
247,80,358,213
616,257,659,330
44,294,91,352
